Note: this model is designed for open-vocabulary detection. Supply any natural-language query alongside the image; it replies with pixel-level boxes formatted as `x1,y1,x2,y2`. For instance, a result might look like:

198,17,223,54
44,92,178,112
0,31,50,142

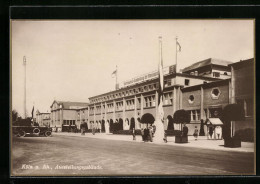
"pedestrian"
144,128,149,142
163,131,167,143
92,122,96,135
152,124,156,137
215,126,222,139
141,128,144,141
68,124,71,133
80,122,85,135
149,125,153,142
209,126,214,139
193,126,199,140
182,123,189,136
132,128,136,140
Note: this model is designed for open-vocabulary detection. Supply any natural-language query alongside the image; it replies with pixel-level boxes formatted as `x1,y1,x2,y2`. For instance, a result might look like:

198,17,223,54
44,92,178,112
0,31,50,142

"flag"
177,41,181,52
31,106,34,119
111,69,117,78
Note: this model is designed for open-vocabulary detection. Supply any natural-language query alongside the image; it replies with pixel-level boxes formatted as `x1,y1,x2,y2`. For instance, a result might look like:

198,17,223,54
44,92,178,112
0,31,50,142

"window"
144,95,155,108
237,99,253,117
188,95,194,104
211,88,221,99
126,99,134,110
144,86,148,92
137,98,141,109
189,110,200,121
185,79,190,86
116,101,123,111
167,79,172,86
245,99,253,117
213,72,220,78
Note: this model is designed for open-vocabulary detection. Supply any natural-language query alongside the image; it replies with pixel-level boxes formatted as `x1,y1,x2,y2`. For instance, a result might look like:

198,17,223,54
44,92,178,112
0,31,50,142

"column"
123,98,126,130
200,86,204,120
87,106,90,128
104,102,108,133
94,104,96,125
155,91,158,120
173,87,177,114
100,102,103,133
140,94,144,117
230,66,235,103
113,100,116,122
179,87,183,109
134,95,138,129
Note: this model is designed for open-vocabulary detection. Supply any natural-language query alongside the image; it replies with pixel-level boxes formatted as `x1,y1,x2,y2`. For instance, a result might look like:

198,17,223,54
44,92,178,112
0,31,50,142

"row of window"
89,92,174,112
63,120,76,125
187,108,222,121
90,80,173,104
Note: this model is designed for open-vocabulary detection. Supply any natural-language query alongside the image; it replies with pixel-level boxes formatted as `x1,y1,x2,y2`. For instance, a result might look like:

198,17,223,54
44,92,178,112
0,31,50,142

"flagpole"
175,36,178,73
23,56,27,118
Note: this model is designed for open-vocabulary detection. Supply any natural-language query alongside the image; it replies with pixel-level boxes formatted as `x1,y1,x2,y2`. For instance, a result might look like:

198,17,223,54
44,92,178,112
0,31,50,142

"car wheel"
45,131,52,137
33,128,40,134
18,131,26,137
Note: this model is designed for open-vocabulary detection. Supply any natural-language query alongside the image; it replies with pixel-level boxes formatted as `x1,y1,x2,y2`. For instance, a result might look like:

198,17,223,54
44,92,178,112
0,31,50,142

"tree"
173,109,191,130
141,113,155,127
12,110,19,123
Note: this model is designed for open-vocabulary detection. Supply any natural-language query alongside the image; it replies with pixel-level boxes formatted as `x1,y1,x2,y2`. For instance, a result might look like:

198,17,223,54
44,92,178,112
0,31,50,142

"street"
11,134,254,176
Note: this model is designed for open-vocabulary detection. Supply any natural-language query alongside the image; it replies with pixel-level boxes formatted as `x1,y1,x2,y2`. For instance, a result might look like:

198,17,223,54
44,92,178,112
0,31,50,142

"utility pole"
23,56,27,118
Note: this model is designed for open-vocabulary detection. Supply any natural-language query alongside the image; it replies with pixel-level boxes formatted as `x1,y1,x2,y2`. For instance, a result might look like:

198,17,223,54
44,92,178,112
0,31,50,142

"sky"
11,20,254,118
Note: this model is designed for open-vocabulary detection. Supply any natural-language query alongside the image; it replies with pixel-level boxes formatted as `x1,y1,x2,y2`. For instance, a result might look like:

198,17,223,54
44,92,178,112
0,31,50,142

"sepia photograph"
11,19,255,176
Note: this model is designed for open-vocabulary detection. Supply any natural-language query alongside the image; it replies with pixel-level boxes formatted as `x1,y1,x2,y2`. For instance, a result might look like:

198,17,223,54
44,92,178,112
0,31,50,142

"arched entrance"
167,115,174,130
109,119,113,133
118,118,123,130
130,117,135,130
125,118,129,130
101,120,105,132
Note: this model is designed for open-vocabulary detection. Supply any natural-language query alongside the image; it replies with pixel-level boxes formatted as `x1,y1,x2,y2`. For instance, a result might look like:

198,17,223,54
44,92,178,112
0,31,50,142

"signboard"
122,65,174,87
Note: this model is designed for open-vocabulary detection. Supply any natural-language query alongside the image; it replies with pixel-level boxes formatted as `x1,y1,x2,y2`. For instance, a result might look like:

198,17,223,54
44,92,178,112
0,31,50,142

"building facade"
35,110,51,127
86,58,233,135
50,58,254,135
229,58,254,131
50,101,88,132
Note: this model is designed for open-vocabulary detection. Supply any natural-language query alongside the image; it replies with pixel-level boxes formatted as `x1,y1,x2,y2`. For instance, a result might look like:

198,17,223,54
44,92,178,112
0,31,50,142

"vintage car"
12,119,52,137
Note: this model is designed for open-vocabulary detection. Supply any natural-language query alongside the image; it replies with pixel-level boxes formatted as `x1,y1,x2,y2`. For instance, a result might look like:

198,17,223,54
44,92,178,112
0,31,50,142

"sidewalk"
52,132,254,153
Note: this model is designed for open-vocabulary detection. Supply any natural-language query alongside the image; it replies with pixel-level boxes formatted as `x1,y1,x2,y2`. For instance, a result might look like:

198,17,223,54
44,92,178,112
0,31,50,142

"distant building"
36,110,50,127
229,58,254,131
50,101,88,132
182,58,232,79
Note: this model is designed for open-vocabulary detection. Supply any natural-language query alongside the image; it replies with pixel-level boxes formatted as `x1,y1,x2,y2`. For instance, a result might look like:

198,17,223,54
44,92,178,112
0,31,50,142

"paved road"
11,134,254,176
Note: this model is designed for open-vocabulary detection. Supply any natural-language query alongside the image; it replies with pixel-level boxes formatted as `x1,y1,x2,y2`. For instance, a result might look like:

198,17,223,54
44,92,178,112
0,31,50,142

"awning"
205,118,223,126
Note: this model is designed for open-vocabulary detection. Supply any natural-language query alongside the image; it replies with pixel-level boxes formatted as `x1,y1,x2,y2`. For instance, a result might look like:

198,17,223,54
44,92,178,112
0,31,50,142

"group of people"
208,125,222,139
139,124,156,142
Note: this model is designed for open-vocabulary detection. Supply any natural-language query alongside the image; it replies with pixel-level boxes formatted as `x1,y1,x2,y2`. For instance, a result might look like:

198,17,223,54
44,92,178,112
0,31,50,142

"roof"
228,58,254,69
182,58,233,73
205,118,223,126
50,100,89,109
